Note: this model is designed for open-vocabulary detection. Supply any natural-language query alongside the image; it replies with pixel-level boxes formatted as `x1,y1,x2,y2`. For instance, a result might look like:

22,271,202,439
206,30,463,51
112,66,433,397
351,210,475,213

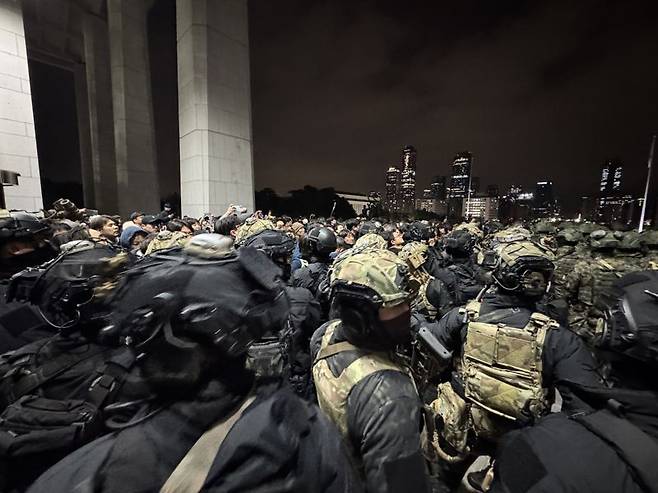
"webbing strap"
316,341,361,361
574,409,658,493
160,393,257,493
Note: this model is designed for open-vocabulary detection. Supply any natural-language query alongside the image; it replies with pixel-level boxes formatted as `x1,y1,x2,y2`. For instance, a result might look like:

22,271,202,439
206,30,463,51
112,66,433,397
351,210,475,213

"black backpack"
0,336,139,492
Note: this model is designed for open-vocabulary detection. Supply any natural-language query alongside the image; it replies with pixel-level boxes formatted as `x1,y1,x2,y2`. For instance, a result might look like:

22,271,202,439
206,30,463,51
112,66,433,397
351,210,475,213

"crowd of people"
0,197,656,493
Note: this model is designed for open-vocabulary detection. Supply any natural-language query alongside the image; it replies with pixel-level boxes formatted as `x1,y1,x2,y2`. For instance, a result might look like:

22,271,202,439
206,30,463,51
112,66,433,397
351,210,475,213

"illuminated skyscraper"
385,166,401,212
600,159,623,194
447,152,472,199
400,145,417,214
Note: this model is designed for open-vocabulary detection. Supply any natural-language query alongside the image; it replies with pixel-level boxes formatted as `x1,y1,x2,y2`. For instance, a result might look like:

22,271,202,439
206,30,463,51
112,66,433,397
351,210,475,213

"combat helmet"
303,227,337,258
240,229,295,280
533,221,556,235
398,241,429,271
234,217,276,245
595,271,658,373
617,231,645,252
353,233,387,250
640,229,658,250
331,249,418,349
493,225,532,245
556,227,583,246
444,229,477,258
454,222,484,239
589,229,622,251
493,240,555,299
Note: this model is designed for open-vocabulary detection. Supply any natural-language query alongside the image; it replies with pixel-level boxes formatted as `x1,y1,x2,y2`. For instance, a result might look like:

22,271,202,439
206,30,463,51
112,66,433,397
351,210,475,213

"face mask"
379,308,411,346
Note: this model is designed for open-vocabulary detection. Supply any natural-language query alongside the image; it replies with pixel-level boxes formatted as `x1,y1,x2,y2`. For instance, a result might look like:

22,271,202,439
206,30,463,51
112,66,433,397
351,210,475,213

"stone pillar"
176,0,254,218
0,0,42,211
107,0,159,217
82,12,118,213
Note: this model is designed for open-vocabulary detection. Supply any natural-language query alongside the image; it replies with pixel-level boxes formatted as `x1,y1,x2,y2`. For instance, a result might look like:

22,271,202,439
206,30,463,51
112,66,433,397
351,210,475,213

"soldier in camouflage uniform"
429,241,601,491
551,227,586,300
144,229,190,255
398,241,453,321
234,217,276,246
641,229,658,269
311,250,432,493
566,229,645,342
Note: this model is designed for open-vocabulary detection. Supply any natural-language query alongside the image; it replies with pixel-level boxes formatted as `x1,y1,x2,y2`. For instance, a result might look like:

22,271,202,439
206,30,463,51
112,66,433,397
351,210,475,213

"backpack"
0,336,139,491
447,263,484,304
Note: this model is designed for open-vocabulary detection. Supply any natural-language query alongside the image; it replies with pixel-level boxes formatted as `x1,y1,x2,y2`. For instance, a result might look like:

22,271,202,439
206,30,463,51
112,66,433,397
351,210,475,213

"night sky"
249,0,658,213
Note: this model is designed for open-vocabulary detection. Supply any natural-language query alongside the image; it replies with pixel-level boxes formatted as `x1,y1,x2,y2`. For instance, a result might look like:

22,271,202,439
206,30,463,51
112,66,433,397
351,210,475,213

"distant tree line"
255,186,356,219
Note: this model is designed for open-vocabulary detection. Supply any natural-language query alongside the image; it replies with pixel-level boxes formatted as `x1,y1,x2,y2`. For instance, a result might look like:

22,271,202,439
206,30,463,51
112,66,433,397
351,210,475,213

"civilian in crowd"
89,215,118,244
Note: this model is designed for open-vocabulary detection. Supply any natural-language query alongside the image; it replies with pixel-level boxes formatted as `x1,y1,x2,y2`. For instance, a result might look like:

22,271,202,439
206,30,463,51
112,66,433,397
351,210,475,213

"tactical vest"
312,321,408,437
409,270,438,320
459,301,558,421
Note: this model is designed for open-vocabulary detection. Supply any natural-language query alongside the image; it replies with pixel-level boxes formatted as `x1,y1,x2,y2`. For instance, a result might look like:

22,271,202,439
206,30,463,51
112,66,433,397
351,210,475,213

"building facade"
0,0,254,218
463,195,498,221
385,165,401,213
400,145,417,214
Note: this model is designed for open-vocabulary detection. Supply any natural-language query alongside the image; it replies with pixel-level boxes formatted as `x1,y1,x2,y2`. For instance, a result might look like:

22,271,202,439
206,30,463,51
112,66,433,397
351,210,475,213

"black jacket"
490,385,658,493
310,321,431,493
434,289,602,414
434,257,486,305
28,376,360,493
0,282,52,354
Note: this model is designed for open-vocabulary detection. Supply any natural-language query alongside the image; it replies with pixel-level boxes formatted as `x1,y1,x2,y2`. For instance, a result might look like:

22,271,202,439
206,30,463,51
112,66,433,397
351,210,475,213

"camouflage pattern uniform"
145,230,190,255
310,250,432,493
234,217,276,245
399,242,452,320
566,230,644,342
640,229,658,270
551,228,587,300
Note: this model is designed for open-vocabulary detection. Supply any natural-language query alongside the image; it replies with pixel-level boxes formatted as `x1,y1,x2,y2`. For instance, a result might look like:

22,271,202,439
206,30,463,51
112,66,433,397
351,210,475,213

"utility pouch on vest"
462,312,555,422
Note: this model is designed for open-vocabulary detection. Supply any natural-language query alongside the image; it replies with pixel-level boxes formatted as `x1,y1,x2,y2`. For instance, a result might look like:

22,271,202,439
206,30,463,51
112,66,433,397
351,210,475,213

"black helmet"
102,246,289,359
596,271,658,369
241,229,295,280
444,229,477,257
403,221,432,243
0,210,49,241
304,227,337,257
7,241,129,332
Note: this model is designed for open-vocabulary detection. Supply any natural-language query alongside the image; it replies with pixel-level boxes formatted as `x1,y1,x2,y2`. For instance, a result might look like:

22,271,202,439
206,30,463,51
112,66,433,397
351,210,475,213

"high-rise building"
430,176,446,200
487,184,499,198
463,195,499,221
534,181,555,217
400,145,417,214
385,166,401,212
600,160,623,194
597,159,628,223
447,152,472,199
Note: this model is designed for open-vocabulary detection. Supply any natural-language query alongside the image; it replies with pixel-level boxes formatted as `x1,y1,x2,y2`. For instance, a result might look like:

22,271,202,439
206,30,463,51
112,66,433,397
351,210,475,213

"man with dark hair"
214,214,243,238
89,215,118,244
141,215,162,234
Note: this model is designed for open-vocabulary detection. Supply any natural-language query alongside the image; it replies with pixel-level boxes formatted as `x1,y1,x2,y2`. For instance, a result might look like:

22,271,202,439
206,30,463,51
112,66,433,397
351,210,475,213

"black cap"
142,214,163,225
130,211,144,221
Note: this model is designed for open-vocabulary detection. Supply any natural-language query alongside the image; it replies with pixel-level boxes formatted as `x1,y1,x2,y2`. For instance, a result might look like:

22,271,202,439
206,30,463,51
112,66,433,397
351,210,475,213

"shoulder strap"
160,393,257,493
87,348,137,407
573,409,658,493
317,341,361,361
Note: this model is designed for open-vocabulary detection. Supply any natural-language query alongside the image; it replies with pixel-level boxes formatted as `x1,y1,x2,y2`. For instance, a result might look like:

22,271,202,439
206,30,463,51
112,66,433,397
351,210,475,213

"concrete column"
0,0,42,211
177,0,254,218
82,12,118,213
107,0,159,217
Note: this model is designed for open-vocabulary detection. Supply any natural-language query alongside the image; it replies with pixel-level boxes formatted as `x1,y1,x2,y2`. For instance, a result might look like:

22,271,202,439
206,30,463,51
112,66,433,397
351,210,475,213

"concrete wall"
177,0,253,218
107,0,160,217
0,0,41,211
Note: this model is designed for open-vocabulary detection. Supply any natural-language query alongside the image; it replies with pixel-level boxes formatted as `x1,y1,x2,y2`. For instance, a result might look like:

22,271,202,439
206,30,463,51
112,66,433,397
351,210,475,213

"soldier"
430,241,601,490
566,229,644,343
311,249,432,493
551,227,586,300
641,228,658,270
0,210,57,352
399,241,453,321
28,238,360,493
490,271,658,493
291,227,337,317
240,228,322,398
144,229,190,255
434,229,487,305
